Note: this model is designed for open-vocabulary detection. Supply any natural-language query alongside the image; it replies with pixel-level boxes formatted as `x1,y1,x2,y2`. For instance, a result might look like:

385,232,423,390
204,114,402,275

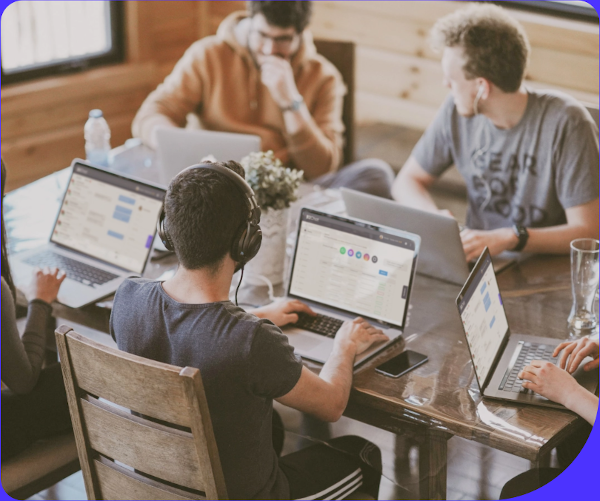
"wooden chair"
55,325,228,500
314,39,356,166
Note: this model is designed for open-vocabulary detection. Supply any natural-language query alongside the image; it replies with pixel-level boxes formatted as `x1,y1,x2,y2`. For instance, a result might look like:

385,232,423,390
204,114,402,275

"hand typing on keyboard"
336,317,389,356
28,267,67,304
251,299,317,327
554,337,600,374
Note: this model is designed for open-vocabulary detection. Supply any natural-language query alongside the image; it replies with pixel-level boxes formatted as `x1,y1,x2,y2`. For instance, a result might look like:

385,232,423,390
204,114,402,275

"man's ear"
476,78,492,100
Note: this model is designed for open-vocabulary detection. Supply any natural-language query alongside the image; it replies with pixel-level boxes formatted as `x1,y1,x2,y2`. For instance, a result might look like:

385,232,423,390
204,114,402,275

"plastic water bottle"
84,109,111,167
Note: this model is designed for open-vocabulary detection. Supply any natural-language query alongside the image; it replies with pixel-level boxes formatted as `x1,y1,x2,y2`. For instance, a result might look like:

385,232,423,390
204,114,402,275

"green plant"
241,151,304,210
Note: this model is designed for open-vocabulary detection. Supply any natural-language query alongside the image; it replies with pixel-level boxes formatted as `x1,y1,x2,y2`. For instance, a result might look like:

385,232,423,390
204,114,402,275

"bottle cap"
89,109,103,119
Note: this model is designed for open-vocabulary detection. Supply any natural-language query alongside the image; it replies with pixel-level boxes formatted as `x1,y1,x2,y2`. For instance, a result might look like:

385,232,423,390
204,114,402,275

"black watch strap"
512,225,529,252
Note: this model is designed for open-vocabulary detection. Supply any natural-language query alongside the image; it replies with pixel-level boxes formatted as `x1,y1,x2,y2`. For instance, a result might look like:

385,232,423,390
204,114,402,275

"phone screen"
375,350,428,378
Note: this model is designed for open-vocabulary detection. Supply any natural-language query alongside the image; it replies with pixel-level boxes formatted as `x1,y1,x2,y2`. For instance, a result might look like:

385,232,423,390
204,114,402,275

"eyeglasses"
250,30,299,51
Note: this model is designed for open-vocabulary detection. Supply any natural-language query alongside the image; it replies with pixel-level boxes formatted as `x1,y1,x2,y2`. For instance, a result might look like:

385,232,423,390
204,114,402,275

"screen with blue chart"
51,165,164,273
458,255,509,386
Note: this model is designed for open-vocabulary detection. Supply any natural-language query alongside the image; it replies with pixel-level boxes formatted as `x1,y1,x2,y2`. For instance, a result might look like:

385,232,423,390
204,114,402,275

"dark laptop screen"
50,163,165,274
288,209,419,329
457,250,510,389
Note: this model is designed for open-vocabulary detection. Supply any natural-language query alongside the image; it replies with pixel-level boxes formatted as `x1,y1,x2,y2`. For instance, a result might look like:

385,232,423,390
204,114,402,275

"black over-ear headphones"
157,163,262,269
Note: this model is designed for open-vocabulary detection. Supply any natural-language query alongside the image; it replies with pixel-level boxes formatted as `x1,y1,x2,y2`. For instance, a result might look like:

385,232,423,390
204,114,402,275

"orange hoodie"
132,12,346,179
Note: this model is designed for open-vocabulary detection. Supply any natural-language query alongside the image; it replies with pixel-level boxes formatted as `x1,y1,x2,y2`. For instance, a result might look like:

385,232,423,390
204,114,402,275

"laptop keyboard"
296,313,344,338
24,252,118,287
499,342,559,394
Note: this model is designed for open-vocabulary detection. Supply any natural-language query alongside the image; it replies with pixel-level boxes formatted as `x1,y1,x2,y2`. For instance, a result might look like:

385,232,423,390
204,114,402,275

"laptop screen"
288,209,419,329
51,163,165,274
457,250,510,389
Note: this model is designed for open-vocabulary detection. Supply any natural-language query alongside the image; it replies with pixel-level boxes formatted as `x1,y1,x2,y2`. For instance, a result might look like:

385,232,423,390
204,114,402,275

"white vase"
244,207,289,286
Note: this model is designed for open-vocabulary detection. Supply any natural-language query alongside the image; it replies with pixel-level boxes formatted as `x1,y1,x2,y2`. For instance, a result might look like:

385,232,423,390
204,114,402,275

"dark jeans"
314,158,395,200
1,363,72,463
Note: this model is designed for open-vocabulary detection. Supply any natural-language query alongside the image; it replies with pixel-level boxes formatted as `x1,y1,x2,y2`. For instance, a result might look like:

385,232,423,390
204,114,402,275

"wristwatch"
281,95,304,112
512,225,529,252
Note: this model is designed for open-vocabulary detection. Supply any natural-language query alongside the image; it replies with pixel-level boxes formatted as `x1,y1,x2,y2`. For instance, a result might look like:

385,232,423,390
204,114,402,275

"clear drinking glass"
568,238,600,332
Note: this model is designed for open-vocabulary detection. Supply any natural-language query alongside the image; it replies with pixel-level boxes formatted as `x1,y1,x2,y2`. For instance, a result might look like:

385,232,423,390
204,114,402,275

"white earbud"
473,84,485,115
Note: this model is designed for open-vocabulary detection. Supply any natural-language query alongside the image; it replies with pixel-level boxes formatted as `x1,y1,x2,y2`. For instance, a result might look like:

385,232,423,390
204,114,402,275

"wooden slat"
356,91,439,130
527,46,599,94
64,332,195,428
356,46,448,108
94,459,200,501
81,398,204,491
1,89,148,141
1,63,156,114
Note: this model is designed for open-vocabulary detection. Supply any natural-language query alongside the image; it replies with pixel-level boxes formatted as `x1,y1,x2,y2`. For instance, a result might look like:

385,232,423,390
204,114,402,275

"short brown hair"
431,4,530,93
247,1,313,33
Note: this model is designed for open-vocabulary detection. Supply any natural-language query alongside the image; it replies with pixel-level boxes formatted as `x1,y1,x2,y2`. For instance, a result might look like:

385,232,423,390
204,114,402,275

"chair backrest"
314,39,356,166
55,325,228,501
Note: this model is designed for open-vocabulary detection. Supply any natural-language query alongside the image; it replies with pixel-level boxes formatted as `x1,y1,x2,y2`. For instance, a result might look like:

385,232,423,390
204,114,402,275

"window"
1,1,124,85
497,1,598,23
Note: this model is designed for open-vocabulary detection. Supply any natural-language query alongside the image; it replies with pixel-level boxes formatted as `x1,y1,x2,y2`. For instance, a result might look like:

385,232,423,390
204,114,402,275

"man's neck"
483,87,529,130
162,264,233,305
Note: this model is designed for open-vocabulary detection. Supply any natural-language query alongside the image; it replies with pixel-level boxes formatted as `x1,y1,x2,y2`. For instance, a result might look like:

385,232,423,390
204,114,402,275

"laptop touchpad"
285,332,326,353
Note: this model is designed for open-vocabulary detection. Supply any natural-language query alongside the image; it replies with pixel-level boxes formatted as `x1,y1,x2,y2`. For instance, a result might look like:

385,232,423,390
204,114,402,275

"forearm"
564,386,599,426
392,171,439,213
283,107,342,180
132,112,179,151
317,341,357,420
524,222,599,254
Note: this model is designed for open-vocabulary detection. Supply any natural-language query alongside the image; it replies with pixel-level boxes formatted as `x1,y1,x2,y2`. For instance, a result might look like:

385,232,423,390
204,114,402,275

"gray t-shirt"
412,89,599,230
110,279,303,500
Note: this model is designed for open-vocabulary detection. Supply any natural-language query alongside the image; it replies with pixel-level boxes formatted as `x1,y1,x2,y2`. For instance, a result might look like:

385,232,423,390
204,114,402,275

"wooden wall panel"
310,1,599,126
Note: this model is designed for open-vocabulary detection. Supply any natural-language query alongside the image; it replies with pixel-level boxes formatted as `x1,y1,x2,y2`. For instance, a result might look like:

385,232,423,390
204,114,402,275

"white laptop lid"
156,128,261,186
51,161,165,275
341,188,469,285
287,208,421,330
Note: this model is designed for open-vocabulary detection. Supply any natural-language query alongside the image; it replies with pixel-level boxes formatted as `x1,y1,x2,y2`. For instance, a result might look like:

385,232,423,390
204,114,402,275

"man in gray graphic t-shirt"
392,4,599,262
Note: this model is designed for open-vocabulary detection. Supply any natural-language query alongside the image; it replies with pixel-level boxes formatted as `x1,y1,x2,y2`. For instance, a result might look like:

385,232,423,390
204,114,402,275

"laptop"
156,128,261,187
282,208,421,367
456,248,598,408
10,160,166,309
342,188,516,285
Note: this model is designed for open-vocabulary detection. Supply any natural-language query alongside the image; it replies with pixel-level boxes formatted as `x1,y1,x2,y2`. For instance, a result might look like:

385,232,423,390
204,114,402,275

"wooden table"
5,165,596,500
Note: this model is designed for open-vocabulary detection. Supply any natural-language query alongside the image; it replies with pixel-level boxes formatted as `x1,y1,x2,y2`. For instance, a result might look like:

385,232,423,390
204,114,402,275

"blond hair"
431,4,530,93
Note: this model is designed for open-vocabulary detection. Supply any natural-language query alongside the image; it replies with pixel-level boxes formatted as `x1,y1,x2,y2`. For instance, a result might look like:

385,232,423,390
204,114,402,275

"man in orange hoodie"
133,1,394,198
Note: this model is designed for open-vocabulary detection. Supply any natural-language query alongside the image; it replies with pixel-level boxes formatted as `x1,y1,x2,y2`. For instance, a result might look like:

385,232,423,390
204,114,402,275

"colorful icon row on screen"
339,247,378,263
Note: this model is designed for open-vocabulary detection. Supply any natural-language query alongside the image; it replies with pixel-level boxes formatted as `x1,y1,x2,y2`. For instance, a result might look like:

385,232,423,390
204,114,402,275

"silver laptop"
10,160,165,309
456,248,598,408
342,188,515,285
283,208,421,367
156,128,261,187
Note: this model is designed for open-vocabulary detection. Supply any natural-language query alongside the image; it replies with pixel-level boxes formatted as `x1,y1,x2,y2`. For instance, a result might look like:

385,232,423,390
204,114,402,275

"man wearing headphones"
392,4,599,262
110,161,387,500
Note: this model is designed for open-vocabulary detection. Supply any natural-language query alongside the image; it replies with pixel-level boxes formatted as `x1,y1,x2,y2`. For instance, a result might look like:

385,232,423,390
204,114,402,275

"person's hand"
30,267,66,304
252,299,316,327
519,361,582,405
461,227,518,262
555,337,600,373
259,56,301,110
335,317,389,356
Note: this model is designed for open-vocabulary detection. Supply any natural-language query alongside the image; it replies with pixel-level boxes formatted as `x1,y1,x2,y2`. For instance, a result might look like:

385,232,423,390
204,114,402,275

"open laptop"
342,188,516,285
456,248,598,408
156,128,261,187
10,160,165,309
282,208,421,367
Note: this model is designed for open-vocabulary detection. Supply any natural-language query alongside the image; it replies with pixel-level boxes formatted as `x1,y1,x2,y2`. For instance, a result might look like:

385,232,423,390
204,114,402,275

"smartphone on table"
375,350,429,378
